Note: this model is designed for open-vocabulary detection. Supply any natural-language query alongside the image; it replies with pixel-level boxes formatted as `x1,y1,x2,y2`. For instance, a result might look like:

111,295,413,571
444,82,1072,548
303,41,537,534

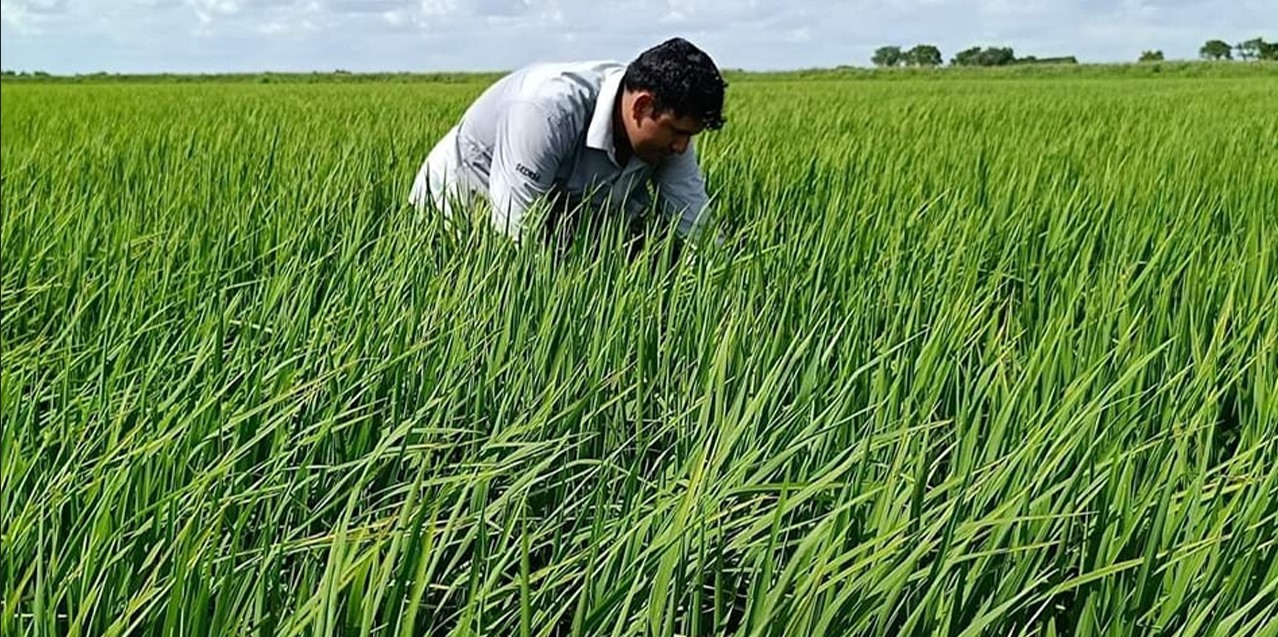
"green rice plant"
1,74,1275,636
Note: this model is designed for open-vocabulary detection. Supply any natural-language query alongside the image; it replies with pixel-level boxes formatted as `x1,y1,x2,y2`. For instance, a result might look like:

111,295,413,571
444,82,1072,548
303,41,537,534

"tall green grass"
2,75,1276,636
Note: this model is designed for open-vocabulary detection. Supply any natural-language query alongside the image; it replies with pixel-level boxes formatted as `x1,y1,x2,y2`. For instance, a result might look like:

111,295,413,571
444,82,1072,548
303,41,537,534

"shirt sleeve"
652,140,712,240
488,100,568,241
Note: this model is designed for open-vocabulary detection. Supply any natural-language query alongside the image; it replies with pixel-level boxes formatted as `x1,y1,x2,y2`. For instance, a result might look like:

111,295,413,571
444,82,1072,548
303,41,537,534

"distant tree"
1016,55,1078,65
1235,38,1264,61
905,44,943,67
977,46,1016,66
872,46,906,67
951,46,982,66
1139,50,1164,62
1200,39,1233,60
950,46,1018,66
1261,39,1278,60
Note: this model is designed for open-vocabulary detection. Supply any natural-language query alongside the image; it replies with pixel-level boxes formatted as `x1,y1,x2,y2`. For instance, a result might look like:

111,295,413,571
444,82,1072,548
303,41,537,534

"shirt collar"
586,67,625,164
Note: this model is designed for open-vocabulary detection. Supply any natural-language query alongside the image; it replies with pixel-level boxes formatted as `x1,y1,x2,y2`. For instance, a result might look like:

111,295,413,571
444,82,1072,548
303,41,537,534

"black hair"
622,37,727,130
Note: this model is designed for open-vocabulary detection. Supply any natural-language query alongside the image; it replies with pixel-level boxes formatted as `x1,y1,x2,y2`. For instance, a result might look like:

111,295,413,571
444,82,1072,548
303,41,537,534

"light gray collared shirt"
428,60,711,241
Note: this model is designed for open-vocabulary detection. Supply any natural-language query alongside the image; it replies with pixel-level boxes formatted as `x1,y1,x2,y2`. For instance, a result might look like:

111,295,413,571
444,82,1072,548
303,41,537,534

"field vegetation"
2,70,1276,636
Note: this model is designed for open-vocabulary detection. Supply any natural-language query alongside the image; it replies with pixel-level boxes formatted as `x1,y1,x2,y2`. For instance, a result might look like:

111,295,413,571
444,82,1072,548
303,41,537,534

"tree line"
872,44,1077,67
872,37,1277,67
1196,38,1277,60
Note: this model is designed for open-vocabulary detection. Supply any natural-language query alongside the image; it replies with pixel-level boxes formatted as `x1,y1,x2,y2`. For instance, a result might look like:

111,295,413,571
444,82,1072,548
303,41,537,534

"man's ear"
630,92,655,122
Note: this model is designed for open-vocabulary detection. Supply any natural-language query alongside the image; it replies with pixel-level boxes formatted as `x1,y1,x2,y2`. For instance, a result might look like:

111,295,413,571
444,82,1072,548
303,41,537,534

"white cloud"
418,0,456,16
24,0,67,13
2,0,1274,73
257,16,319,35
1,0,68,33
381,8,409,27
189,0,240,23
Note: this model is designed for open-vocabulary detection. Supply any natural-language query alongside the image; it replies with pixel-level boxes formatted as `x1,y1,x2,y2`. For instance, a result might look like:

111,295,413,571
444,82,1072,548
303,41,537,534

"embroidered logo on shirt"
516,163,542,182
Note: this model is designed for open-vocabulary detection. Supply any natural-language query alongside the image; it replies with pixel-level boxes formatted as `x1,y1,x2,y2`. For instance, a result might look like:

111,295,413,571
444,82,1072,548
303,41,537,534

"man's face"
626,94,705,165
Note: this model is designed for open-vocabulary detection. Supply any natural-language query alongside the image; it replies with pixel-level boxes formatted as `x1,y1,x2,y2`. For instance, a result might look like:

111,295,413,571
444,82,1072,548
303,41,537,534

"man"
408,37,727,250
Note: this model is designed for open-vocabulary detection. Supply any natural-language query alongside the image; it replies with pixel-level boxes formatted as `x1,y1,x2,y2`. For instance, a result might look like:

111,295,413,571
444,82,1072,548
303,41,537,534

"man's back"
454,60,620,185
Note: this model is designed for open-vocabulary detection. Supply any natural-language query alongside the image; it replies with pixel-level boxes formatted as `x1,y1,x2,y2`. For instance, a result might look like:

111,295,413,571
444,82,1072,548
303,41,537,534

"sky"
1,0,1275,74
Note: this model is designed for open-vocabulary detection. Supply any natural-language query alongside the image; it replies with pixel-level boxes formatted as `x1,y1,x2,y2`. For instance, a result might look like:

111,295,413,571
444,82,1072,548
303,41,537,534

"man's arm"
488,100,570,241
651,141,717,244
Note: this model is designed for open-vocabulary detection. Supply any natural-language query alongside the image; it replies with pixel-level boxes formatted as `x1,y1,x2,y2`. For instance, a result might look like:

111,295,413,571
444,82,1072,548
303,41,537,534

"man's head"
618,37,727,165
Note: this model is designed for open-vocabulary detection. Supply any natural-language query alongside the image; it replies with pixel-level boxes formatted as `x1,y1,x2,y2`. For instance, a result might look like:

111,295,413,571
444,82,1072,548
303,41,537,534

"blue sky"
2,0,1274,74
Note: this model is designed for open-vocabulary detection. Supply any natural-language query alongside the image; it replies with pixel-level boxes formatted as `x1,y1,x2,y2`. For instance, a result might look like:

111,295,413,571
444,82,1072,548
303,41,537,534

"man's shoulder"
501,60,625,121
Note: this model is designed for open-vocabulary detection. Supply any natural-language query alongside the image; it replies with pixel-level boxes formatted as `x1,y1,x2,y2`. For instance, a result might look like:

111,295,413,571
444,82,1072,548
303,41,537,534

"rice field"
2,70,1277,636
